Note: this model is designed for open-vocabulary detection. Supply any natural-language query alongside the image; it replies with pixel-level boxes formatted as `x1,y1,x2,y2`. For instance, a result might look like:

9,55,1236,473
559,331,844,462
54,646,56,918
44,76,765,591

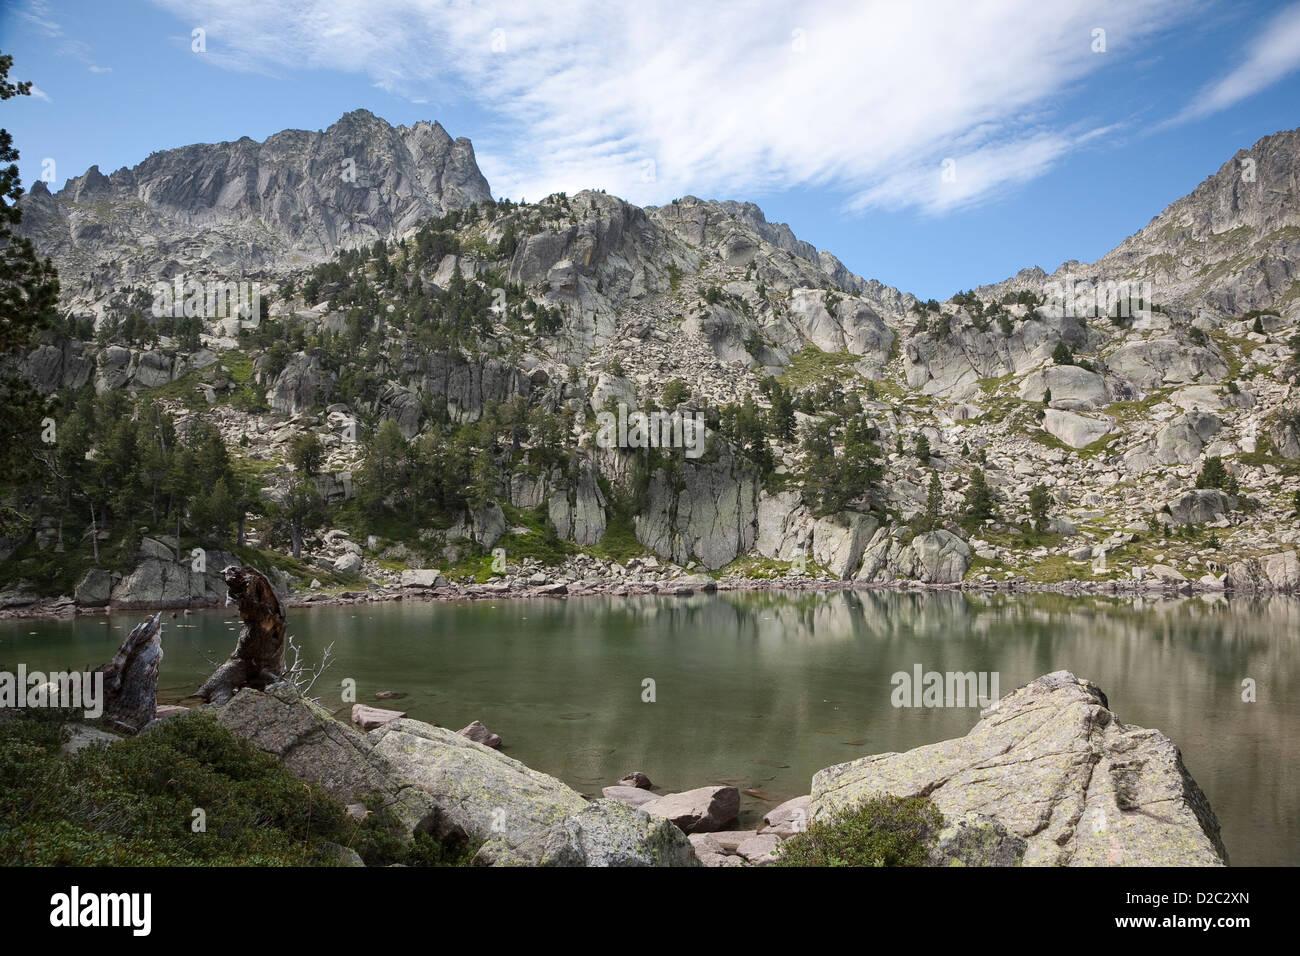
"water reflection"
1,590,1295,865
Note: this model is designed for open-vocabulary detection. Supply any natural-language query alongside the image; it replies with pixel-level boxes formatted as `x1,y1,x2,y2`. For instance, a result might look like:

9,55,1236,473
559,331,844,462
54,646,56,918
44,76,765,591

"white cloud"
29,85,52,103
1174,2,1300,123
849,133,1075,216
149,0,1186,214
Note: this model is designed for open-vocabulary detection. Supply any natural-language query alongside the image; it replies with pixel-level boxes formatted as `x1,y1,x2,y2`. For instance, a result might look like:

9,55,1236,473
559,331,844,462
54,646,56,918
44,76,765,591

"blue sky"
2,0,1299,301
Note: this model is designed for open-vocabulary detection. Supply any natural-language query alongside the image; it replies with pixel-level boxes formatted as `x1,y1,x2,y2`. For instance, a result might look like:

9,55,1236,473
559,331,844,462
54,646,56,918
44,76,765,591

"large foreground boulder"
367,717,585,860
217,685,695,866
810,671,1227,866
216,684,432,836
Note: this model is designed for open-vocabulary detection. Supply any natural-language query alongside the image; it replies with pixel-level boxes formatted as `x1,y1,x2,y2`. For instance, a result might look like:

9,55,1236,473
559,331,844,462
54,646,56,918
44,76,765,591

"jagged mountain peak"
19,111,493,302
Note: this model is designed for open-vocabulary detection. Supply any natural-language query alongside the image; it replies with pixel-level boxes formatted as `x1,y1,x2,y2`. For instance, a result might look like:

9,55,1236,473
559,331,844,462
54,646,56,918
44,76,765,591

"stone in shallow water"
618,770,653,789
457,719,502,748
352,703,405,731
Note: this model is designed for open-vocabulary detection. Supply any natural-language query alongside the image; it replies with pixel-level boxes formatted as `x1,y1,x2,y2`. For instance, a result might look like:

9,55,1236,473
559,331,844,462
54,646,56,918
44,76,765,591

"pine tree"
0,53,61,513
1029,484,1052,532
963,468,997,522
921,470,942,531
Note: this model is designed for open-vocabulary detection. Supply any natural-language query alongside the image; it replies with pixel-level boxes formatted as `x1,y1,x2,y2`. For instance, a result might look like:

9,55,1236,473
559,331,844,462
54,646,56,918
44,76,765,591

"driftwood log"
97,612,163,733
196,566,286,705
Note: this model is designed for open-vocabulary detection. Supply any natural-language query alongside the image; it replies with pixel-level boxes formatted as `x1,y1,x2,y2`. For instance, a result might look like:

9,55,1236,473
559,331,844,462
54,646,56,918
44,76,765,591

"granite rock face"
20,109,491,287
811,671,1228,866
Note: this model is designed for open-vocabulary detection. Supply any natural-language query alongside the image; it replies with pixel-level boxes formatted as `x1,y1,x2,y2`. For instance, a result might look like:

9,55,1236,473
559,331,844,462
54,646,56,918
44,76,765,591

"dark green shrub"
776,795,944,867
0,711,473,867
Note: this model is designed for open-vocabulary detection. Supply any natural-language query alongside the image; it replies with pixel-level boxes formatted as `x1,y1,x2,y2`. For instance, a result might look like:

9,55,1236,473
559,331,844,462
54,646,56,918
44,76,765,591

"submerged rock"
810,671,1227,866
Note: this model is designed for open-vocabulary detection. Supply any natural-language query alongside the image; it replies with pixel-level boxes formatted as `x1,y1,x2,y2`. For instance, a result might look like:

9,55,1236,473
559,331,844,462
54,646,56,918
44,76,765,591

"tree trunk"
195,566,286,705
96,613,163,733
89,503,99,563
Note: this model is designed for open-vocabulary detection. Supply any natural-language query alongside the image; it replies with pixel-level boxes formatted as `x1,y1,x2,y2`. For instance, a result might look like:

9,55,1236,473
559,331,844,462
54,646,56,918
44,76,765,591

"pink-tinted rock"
457,719,502,749
351,703,406,731
640,785,740,833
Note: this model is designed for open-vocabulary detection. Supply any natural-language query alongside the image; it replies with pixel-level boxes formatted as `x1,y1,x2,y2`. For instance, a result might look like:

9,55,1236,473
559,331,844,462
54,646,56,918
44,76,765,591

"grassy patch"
778,345,860,390
495,504,576,567
719,553,825,579
230,544,355,589
976,372,1016,397
1105,388,1174,425
587,509,647,564
220,351,256,385
1029,428,1120,458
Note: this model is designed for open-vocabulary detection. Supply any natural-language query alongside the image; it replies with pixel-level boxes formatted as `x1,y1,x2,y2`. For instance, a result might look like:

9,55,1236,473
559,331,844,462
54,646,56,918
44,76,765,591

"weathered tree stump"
97,613,163,733
196,566,286,705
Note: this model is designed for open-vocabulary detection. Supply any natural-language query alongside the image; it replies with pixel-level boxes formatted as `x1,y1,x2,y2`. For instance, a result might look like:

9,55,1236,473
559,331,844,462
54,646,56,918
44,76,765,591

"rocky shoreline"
6,564,1300,621
6,557,1300,621
146,668,1225,866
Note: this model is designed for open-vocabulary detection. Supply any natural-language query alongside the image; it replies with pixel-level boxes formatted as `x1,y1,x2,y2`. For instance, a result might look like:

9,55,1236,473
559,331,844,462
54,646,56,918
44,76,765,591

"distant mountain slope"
977,127,1300,317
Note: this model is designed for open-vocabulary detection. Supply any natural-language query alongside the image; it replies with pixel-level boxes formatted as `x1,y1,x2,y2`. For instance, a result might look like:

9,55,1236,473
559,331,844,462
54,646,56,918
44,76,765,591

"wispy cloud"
57,39,113,75
17,0,61,38
1172,2,1300,123
28,85,52,103
149,0,1186,214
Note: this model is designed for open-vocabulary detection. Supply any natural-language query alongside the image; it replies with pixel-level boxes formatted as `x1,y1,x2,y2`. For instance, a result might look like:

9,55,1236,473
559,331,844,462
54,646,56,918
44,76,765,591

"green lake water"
2,589,1296,865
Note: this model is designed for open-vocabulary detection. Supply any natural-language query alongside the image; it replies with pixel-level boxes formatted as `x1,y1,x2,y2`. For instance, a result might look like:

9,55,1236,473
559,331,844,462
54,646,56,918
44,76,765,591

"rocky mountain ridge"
6,113,1300,610
18,109,491,306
